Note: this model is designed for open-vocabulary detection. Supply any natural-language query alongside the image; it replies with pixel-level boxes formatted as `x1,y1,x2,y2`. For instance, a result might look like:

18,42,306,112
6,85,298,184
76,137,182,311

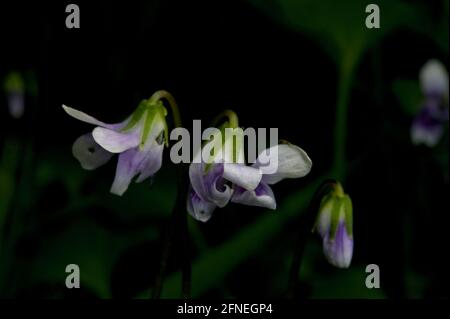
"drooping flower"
4,71,25,119
411,59,449,147
187,123,262,222
231,143,312,210
187,111,312,222
315,182,353,269
63,96,169,195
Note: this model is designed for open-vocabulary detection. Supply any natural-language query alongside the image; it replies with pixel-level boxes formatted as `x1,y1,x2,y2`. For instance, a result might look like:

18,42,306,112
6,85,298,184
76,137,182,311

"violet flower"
187,125,262,222
411,59,449,147
315,182,353,269
63,97,168,195
187,112,312,222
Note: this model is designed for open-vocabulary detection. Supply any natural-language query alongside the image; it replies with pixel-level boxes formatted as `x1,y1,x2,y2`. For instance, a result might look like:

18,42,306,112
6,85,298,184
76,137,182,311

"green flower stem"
333,61,355,181
211,109,239,129
152,165,191,298
151,91,191,298
148,175,327,298
286,179,337,298
149,90,182,128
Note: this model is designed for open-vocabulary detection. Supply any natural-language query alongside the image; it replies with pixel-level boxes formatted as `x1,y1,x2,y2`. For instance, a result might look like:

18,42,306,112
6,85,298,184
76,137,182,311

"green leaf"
392,79,422,116
136,176,328,298
248,0,423,71
310,265,386,298
25,217,157,298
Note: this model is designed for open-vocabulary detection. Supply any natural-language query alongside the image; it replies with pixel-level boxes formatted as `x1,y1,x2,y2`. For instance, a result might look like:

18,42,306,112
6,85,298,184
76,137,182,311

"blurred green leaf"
404,269,428,298
36,149,176,221
248,0,424,71
392,79,422,116
101,167,176,221
3,71,24,94
310,265,386,298
0,140,20,243
135,177,327,298
25,217,157,298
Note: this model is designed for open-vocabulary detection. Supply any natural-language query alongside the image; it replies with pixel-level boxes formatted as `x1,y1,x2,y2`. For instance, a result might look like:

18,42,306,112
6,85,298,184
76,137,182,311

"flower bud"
315,182,353,268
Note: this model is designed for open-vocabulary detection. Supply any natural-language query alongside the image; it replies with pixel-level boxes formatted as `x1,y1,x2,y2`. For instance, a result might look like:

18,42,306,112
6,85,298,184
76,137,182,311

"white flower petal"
254,144,312,185
92,127,140,153
223,163,262,191
72,133,113,170
187,187,217,222
231,183,276,210
62,104,122,129
420,59,449,97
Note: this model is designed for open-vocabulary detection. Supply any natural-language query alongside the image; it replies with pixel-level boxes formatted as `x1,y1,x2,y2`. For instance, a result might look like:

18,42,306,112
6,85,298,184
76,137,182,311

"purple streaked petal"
223,163,262,191
189,162,232,208
72,133,113,170
254,144,312,185
135,141,164,183
187,187,217,222
231,183,276,210
110,141,164,196
322,222,353,269
92,127,140,153
62,104,125,130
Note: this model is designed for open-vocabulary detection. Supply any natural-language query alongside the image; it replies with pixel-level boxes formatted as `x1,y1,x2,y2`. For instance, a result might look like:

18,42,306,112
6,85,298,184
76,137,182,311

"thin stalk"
286,179,338,298
333,64,354,181
150,90,182,128
211,109,239,129
151,91,191,298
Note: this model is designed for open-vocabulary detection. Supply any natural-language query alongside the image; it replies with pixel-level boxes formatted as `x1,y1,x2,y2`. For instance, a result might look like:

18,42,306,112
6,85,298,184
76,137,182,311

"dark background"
0,0,448,298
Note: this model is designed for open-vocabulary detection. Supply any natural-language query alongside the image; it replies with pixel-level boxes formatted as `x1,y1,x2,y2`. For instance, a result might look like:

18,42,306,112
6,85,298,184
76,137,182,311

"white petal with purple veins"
92,127,140,153
254,144,312,185
187,187,217,222
322,222,353,268
135,141,165,183
72,133,113,170
110,149,137,196
189,162,232,208
231,183,276,210
110,139,164,196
